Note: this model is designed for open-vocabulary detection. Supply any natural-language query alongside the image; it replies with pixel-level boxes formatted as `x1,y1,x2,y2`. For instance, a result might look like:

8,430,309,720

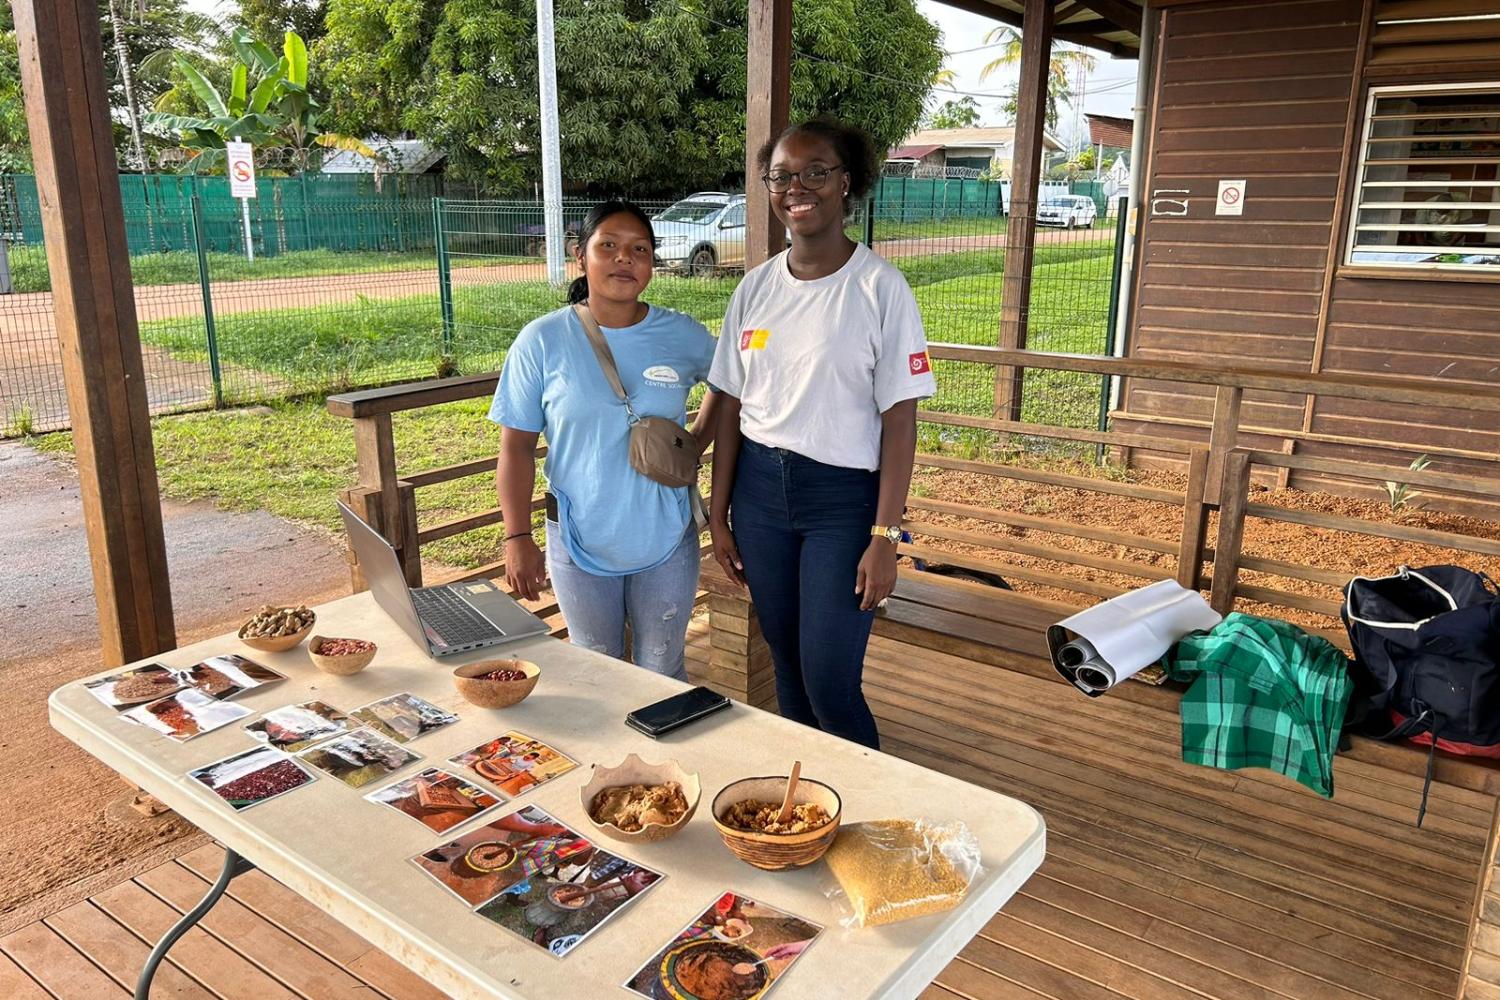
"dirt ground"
0,443,352,933
908,462,1500,631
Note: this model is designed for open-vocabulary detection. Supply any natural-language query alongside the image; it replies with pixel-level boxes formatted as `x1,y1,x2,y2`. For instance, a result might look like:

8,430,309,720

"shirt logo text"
642,365,682,387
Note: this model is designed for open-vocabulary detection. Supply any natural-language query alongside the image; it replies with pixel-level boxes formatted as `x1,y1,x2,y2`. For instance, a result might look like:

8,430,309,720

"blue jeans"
546,520,699,681
730,438,881,749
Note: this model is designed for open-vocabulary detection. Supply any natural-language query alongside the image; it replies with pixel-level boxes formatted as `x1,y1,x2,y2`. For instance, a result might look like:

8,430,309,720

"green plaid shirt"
1163,613,1353,798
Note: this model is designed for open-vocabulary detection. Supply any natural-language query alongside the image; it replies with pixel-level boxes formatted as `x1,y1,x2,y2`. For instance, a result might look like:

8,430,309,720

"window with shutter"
1346,82,1500,272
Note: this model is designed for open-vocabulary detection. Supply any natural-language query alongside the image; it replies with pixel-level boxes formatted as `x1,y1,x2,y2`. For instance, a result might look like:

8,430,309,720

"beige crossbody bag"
573,304,708,526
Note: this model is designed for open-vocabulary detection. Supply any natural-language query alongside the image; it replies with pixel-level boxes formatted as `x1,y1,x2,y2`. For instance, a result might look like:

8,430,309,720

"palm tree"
979,26,1097,134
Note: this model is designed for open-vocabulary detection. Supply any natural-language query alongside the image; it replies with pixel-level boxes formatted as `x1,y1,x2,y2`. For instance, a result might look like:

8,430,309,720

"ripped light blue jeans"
545,520,699,681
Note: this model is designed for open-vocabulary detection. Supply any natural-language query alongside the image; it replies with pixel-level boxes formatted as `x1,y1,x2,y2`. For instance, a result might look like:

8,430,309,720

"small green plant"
4,404,35,438
1384,454,1432,513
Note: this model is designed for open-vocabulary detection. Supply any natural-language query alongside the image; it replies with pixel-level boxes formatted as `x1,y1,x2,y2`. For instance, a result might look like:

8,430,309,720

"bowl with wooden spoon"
711,761,841,870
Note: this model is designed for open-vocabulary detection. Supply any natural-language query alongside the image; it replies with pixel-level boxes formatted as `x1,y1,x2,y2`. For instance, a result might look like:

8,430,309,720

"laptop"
338,500,549,656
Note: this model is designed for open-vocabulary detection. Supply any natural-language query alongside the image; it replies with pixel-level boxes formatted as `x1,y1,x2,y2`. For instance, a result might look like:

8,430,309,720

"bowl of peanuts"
237,605,316,653
452,658,540,708
308,635,377,676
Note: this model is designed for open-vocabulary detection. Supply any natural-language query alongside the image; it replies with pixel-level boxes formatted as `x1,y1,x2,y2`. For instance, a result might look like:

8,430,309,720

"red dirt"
907,462,1500,632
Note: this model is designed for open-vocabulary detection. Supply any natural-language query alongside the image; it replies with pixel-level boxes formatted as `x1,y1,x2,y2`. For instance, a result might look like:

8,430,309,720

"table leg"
134,848,255,999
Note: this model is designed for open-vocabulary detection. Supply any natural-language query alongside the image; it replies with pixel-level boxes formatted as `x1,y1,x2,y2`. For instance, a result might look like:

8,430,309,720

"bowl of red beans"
452,658,540,708
308,635,377,676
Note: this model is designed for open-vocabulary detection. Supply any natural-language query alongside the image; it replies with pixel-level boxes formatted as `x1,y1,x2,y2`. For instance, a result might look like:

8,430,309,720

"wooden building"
1114,0,1500,505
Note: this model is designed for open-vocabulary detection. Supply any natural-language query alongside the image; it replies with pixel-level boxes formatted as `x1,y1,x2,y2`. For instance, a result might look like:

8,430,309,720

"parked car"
1037,195,1098,229
651,193,747,276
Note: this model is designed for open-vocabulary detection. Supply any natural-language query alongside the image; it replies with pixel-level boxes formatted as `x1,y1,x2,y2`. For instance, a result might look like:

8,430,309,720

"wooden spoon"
776,761,802,825
550,875,625,906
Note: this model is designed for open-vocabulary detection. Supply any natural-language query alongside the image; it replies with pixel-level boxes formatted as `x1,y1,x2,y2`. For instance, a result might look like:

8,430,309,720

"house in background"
888,126,1064,178
1085,112,1133,199
320,138,447,176
1111,0,1500,513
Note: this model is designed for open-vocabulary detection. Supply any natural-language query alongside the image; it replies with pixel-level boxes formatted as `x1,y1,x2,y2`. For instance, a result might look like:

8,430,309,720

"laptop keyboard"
411,587,503,646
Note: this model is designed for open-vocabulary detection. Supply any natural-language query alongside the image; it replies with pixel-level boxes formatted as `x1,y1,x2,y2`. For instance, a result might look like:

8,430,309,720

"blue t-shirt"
489,304,716,576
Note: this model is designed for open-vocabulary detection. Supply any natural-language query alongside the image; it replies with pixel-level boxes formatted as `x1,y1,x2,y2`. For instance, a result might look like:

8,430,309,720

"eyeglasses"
762,164,846,193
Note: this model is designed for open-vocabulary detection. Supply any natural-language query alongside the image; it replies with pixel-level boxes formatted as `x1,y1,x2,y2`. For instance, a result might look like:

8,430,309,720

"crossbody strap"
573,302,640,424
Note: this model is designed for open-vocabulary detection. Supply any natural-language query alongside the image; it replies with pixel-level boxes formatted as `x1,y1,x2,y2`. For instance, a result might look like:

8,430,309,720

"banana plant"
144,28,374,172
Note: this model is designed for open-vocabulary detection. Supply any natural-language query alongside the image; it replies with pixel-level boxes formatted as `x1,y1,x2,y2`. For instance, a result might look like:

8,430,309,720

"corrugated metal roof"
889,144,945,160
1085,113,1134,149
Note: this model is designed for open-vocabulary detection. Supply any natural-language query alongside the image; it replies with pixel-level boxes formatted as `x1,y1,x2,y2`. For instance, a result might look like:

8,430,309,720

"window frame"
1343,79,1500,276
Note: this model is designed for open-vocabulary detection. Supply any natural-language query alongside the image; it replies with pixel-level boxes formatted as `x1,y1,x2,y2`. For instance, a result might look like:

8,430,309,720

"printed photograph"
625,892,822,1000
351,693,459,744
366,767,501,834
476,842,663,959
84,664,183,708
189,746,315,811
121,688,253,741
297,728,420,788
411,806,594,908
178,654,285,699
244,701,351,752
448,731,577,797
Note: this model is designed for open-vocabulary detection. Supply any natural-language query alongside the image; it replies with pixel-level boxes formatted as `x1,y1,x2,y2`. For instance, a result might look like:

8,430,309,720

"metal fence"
0,178,1124,441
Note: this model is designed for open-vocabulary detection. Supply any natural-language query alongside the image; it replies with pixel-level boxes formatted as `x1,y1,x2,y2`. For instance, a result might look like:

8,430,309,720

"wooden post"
994,0,1055,421
14,0,175,664
1205,384,1243,505
700,586,779,713
745,0,792,270
351,412,420,586
1209,450,1250,616
1176,448,1211,592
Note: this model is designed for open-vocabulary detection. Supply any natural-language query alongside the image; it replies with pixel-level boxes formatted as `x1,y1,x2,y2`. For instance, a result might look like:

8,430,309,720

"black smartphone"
625,687,731,738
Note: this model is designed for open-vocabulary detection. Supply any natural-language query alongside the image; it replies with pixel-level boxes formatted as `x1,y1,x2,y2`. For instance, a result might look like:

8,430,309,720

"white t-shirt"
708,243,936,471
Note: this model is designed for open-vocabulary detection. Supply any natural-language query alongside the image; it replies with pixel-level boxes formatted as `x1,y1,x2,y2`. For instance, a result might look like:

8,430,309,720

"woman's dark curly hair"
755,115,880,209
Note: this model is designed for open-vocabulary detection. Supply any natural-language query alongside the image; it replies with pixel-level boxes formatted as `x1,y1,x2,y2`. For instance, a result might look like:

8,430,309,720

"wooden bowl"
452,659,539,709
308,636,376,676
579,754,700,844
237,610,315,652
711,775,842,870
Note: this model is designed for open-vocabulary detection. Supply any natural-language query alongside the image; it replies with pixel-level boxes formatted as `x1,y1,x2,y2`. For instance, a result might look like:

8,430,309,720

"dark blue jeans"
730,437,881,749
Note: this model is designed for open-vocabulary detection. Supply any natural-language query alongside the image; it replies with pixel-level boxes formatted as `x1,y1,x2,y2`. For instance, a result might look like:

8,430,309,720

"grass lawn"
36,239,1121,570
5,245,530,294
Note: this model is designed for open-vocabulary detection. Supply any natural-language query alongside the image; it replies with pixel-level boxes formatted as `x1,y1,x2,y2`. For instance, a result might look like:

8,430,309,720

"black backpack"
1342,565,1500,824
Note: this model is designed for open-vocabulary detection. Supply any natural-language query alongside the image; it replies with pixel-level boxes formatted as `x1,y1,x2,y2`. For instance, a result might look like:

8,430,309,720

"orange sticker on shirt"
739,329,770,351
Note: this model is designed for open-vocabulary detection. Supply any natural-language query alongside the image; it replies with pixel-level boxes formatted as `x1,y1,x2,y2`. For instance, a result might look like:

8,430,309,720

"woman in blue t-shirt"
491,201,719,680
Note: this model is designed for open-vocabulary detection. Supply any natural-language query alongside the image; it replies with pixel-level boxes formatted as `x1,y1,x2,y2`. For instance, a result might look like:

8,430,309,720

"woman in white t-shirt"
707,117,936,749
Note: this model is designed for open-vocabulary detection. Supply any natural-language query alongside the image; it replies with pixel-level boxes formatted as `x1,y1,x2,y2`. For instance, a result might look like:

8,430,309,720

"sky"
916,0,1139,146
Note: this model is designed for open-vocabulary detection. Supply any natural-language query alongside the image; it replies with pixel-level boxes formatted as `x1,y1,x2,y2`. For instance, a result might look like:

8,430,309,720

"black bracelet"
503,532,531,542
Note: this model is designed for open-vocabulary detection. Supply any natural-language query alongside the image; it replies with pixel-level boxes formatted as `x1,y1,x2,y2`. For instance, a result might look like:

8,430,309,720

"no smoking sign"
1216,179,1246,216
227,140,257,199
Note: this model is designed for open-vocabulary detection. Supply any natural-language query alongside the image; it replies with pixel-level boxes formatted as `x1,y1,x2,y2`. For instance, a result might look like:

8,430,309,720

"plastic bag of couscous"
823,819,983,928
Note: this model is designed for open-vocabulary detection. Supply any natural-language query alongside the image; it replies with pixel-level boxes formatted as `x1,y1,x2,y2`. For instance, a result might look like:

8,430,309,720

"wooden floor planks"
5,625,1487,999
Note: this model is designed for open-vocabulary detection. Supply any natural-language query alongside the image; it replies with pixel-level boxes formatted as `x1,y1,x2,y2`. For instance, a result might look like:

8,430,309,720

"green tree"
319,0,942,194
146,28,371,172
0,25,28,172
925,96,981,130
982,27,1095,132
238,0,329,47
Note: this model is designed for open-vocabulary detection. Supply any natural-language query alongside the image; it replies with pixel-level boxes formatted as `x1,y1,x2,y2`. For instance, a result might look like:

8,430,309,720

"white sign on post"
227,141,256,198
1216,179,1246,216
227,139,256,261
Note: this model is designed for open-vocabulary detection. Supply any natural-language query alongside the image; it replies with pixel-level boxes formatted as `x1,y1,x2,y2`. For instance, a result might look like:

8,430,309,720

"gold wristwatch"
871,525,903,545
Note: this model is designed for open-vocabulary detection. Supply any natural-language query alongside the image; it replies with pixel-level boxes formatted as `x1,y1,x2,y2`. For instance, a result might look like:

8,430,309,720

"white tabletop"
50,591,1044,1000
